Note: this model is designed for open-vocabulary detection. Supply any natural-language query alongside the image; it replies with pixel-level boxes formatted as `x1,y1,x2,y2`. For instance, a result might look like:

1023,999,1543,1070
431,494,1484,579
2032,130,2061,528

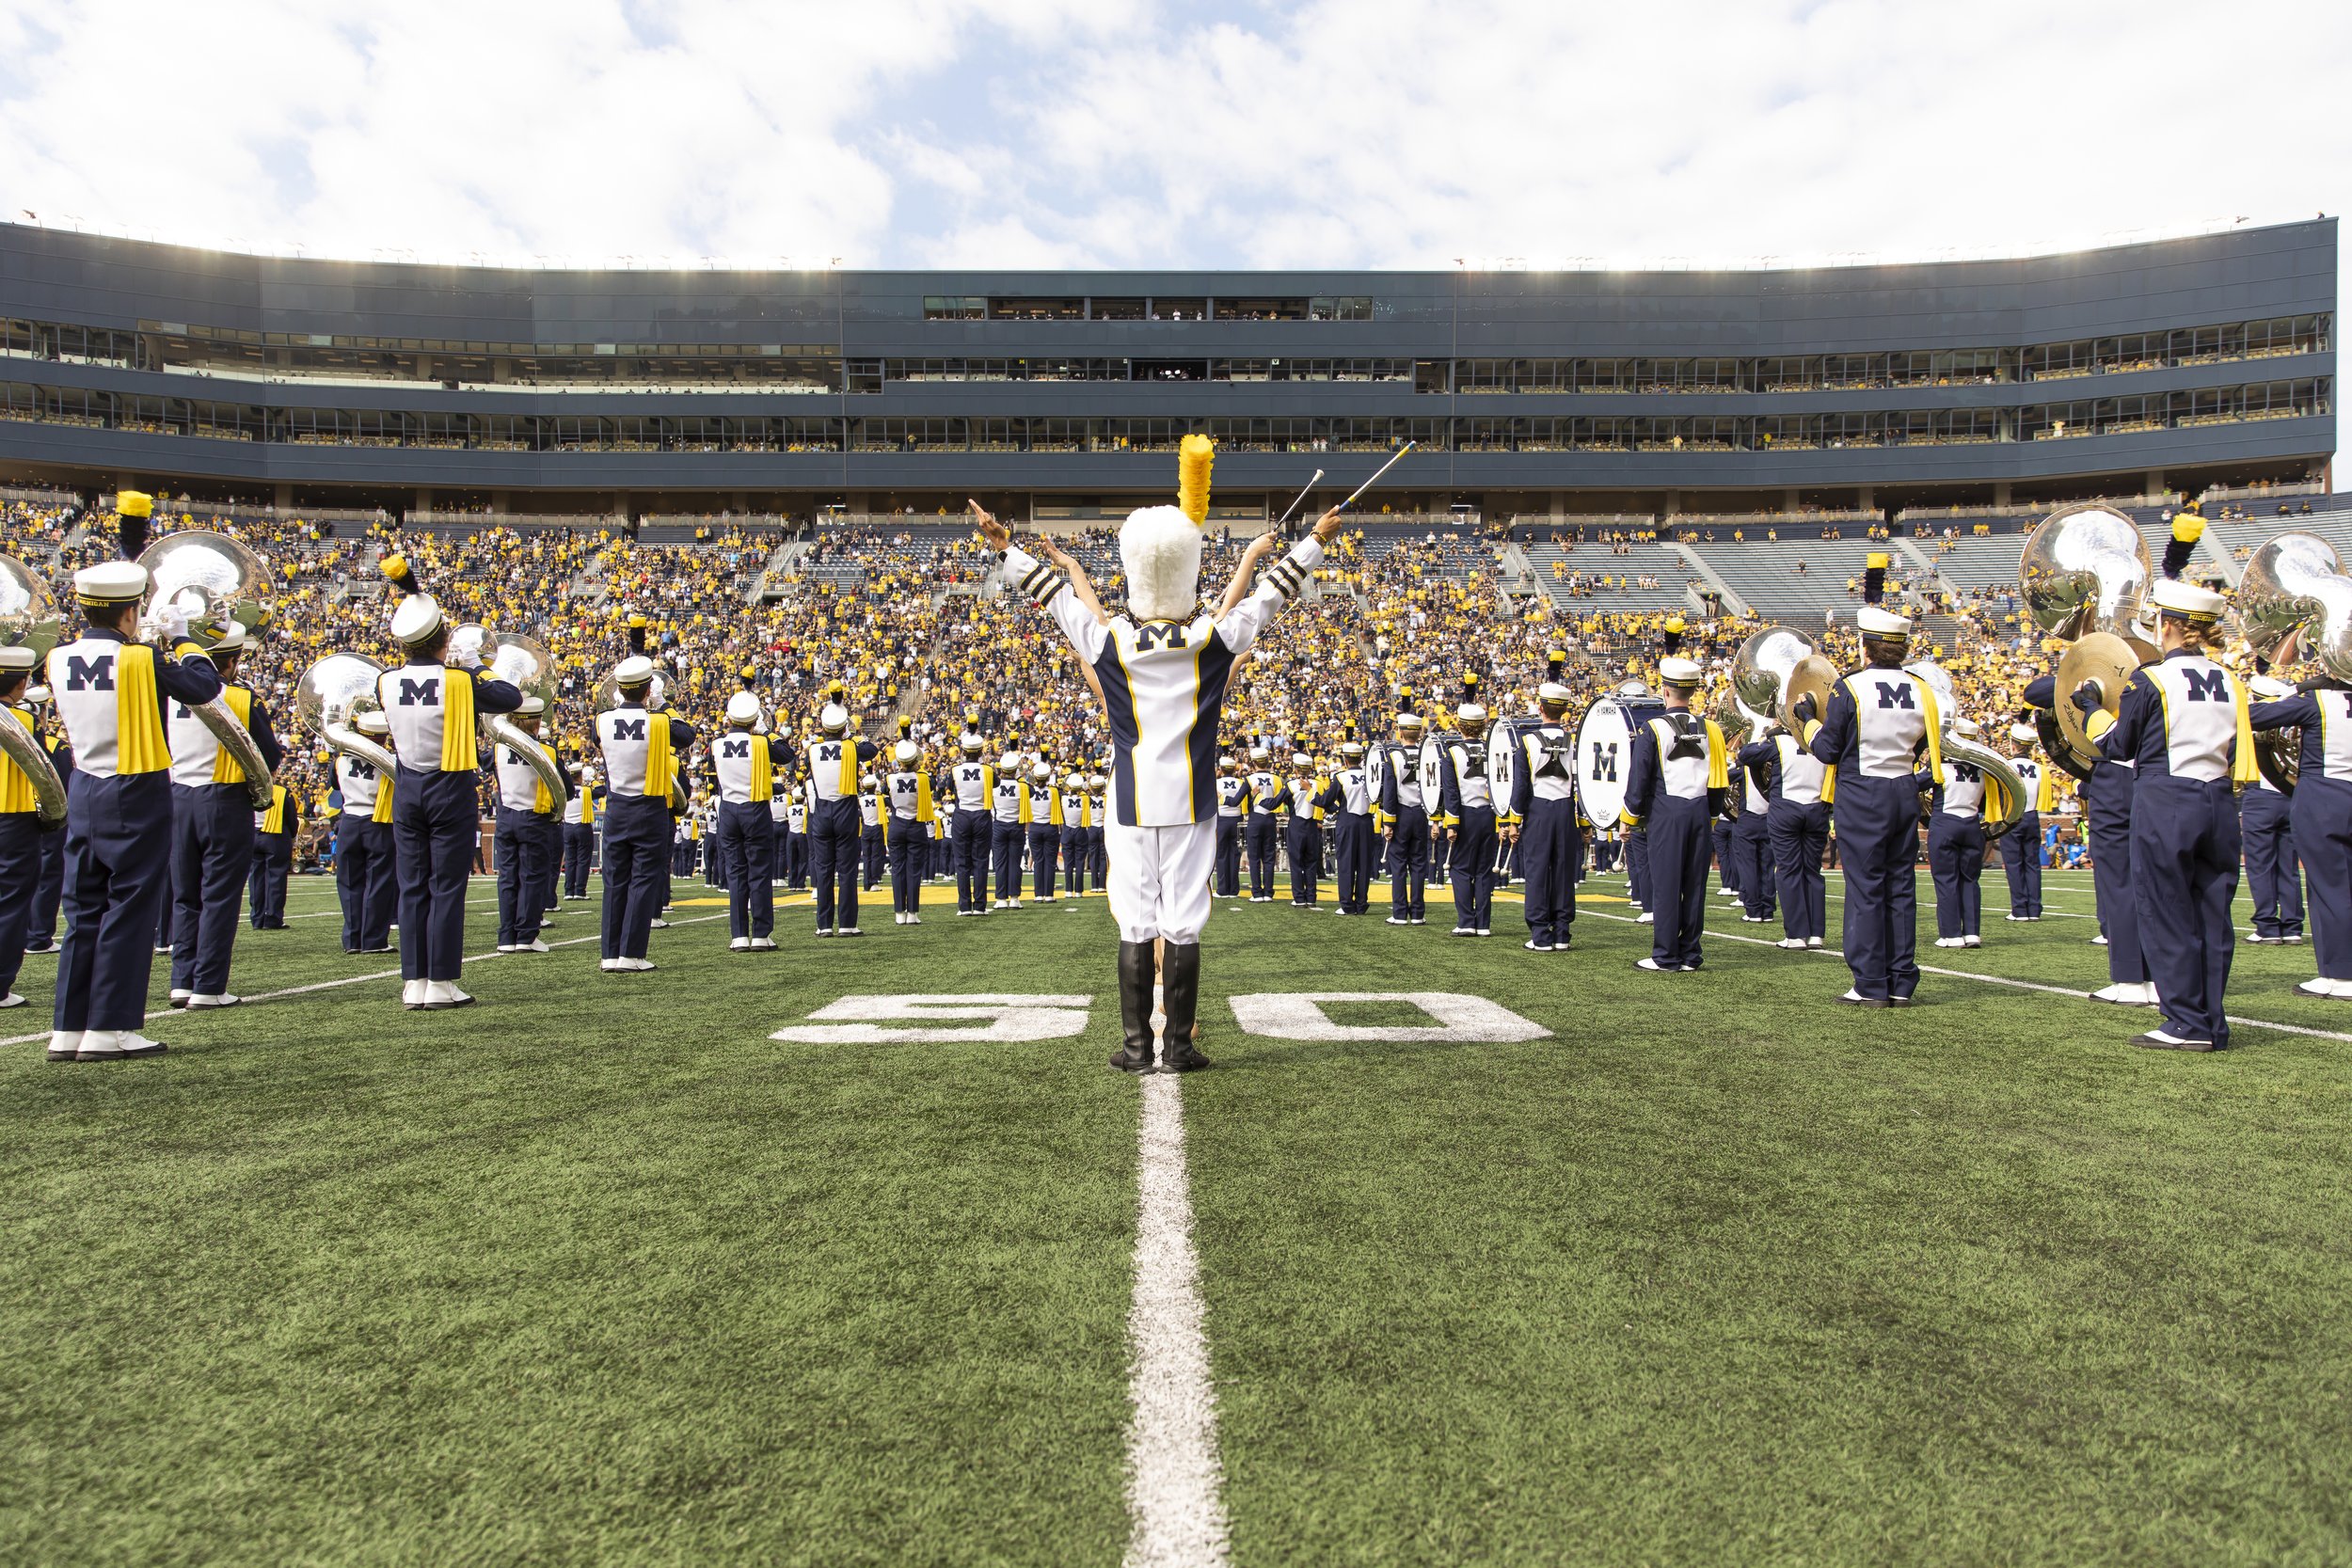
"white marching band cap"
1293,752,1312,768
1000,751,1022,769
1396,710,1425,730
1248,745,1269,762
894,738,919,763
1341,741,1364,758
725,691,763,724
819,703,850,734
1951,715,1979,738
1456,703,1487,724
613,655,658,688
1856,605,1912,637
0,645,36,672
959,730,983,752
1031,761,1053,782
356,710,390,735
2150,578,2225,621
211,624,249,655
2010,721,2038,745
1539,680,1573,705
517,695,547,716
390,593,445,645
2249,673,2296,700
74,561,148,604
1658,657,1703,687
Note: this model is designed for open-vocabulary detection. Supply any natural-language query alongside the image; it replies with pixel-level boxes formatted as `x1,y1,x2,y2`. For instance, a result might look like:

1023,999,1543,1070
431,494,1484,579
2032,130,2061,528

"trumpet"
453,623,569,810
0,552,69,828
136,530,276,808
294,651,399,775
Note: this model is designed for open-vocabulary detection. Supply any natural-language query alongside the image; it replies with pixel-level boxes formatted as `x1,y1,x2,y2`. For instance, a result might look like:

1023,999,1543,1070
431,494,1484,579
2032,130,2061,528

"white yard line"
0,913,727,1048
1124,996,1231,1568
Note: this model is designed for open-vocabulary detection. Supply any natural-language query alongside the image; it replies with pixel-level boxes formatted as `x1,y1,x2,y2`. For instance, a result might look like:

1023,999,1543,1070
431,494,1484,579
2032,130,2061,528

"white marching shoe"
421,981,474,1009
1962,935,1981,948
1635,957,1677,972
1637,911,1655,925
618,958,656,972
600,958,622,972
48,1030,82,1062
1805,937,1824,948
2294,977,2352,998
750,936,777,948
649,917,671,928
1934,937,1963,948
0,991,23,1009
167,988,193,1007
524,939,548,953
186,993,241,1009
2091,934,2108,946
2091,982,2157,1006
1777,938,1806,950
731,937,752,951
402,979,428,1008
76,1030,167,1060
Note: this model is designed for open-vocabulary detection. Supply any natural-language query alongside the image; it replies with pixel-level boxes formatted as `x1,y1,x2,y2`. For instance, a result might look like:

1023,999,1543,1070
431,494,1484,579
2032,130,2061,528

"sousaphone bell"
0,552,69,827
135,530,276,808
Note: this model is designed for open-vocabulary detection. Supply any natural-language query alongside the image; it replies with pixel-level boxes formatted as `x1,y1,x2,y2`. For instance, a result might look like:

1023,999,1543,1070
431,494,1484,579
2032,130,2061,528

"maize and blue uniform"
1028,786,1064,900
1999,754,2050,920
990,773,1035,905
595,702,695,960
379,658,522,986
884,768,935,915
1001,532,1325,944
1506,721,1580,947
2106,650,2253,1045
1212,775,1247,896
26,728,72,950
47,627,223,1032
2250,685,2352,979
0,704,54,1000
1059,775,1097,896
943,757,994,912
1919,756,1986,942
2239,769,2304,940
1243,768,1283,901
861,789,888,890
1430,735,1501,932
1807,668,1938,1001
1740,729,1830,943
1324,763,1376,914
2034,672,2153,990
1284,774,1325,906
561,773,596,898
1370,740,1428,920
1728,757,1775,922
805,732,880,931
491,740,557,947
334,747,396,951
167,680,284,991
710,727,778,942
1627,710,1728,969
247,784,299,928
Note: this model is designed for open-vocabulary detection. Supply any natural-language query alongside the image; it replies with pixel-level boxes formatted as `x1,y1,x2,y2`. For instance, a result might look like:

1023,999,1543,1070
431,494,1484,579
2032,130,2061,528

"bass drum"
1575,690,1664,832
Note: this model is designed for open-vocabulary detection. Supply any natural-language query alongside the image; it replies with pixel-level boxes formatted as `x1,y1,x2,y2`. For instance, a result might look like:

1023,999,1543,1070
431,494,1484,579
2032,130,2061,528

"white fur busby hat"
1121,434,1215,622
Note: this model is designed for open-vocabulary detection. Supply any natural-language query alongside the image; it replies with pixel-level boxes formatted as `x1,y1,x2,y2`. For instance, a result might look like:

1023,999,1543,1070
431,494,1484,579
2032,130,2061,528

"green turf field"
6,863,2351,1567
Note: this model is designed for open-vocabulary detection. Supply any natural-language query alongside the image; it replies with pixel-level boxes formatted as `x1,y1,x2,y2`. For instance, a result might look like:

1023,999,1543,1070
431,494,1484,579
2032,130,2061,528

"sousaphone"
135,530,276,808
452,623,569,809
0,552,69,827
294,651,399,775
1905,656,2031,840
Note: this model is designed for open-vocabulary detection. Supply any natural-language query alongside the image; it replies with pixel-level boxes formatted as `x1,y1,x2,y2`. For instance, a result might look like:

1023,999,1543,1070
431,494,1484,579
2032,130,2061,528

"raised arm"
1215,508,1343,656
1217,532,1281,617
977,499,1111,666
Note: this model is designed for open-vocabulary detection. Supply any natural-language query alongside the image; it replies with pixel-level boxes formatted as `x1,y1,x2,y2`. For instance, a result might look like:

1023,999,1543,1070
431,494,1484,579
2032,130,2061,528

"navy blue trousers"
1627,822,1651,911
2132,776,2240,1045
1450,805,1498,930
1769,800,1830,942
1385,804,1428,917
952,811,991,911
861,825,885,889
1732,813,1775,918
2241,787,2304,939
813,797,863,930
392,767,478,983
494,807,553,945
2087,762,2149,986
1246,816,1279,899
56,771,172,1032
30,819,63,947
989,820,1025,905
563,822,596,896
336,812,395,950
247,833,293,927
889,821,930,913
1834,775,1920,1000
169,783,252,995
2291,779,2352,980
1999,811,2044,918
1713,819,1739,892
1029,825,1061,898
1645,795,1710,968
1213,817,1241,895
598,794,669,959
1062,827,1090,895
1518,796,1580,944
1286,818,1323,905
1333,812,1375,913
0,812,41,996
1927,812,1986,939
714,800,775,940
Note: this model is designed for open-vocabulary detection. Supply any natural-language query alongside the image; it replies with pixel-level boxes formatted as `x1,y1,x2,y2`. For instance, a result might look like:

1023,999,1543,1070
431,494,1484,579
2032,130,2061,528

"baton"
1334,443,1417,515
1272,469,1326,535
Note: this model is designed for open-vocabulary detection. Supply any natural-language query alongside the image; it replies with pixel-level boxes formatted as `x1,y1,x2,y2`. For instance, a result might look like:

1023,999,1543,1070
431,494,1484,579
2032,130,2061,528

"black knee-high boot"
1159,942,1210,1072
1112,940,1157,1072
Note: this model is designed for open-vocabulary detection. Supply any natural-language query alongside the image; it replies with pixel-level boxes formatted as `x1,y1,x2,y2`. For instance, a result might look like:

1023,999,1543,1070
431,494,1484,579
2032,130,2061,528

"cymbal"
2052,631,2140,773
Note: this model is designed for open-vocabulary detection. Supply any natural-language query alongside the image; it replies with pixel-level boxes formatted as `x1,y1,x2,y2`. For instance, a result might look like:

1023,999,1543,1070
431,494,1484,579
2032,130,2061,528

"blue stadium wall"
0,219,2332,514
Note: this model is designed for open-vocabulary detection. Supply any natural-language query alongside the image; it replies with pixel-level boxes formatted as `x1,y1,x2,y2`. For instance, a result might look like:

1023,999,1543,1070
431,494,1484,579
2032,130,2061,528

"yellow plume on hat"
1177,434,1214,526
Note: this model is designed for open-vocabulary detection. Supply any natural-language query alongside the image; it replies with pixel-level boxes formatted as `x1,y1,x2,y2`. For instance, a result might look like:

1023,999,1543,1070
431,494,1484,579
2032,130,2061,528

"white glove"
449,641,483,671
146,603,191,644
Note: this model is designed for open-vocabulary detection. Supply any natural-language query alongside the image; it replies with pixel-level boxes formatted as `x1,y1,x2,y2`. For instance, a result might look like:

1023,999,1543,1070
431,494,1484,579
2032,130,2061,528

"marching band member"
1795,559,1937,1006
2082,576,2254,1048
1212,755,1248,898
765,765,791,888
2249,672,2352,995
1028,761,1063,903
1432,675,1501,938
46,495,224,1059
247,781,298,931
334,710,397,953
1284,751,1326,908
1921,716,1988,949
0,647,49,1009
884,738,935,924
860,772,889,892
1061,765,1097,899
595,642,694,973
1624,644,1728,972
377,558,522,1009
1727,734,1775,927
711,686,779,952
166,622,284,1007
24,684,70,957
490,697,557,954
1326,739,1375,915
1739,717,1830,950
1088,768,1110,889
989,750,1031,911
561,753,596,901
1503,675,1578,951
976,436,1342,1073
2239,674,2305,945
1373,702,1429,926
782,789,810,890
805,698,879,936
1999,721,2050,922
1243,743,1282,902
944,732,993,914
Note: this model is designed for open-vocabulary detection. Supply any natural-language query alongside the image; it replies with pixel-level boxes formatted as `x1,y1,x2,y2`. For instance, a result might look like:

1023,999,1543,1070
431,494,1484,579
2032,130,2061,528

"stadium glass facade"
0,218,2333,522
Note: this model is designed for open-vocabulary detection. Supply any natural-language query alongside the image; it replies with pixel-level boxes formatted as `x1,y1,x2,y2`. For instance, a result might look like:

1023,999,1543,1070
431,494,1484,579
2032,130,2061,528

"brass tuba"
2019,500,2156,651
135,530,276,808
1730,624,1839,734
294,651,399,775
452,623,569,810
2233,531,2352,793
1904,657,2029,839
0,552,69,827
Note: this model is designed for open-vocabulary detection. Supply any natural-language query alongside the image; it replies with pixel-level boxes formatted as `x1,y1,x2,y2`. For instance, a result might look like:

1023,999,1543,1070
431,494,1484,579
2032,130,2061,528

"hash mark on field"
1126,989,1230,1568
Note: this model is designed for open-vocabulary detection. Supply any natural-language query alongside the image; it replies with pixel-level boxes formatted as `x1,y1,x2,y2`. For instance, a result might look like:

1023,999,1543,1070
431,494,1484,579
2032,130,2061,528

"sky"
0,0,2342,455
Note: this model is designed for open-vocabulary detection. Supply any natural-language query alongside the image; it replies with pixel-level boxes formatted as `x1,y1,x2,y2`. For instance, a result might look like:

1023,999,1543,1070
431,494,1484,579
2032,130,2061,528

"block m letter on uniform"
612,718,646,740
396,676,439,705
2184,668,2228,702
64,654,115,691
1874,680,1915,709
